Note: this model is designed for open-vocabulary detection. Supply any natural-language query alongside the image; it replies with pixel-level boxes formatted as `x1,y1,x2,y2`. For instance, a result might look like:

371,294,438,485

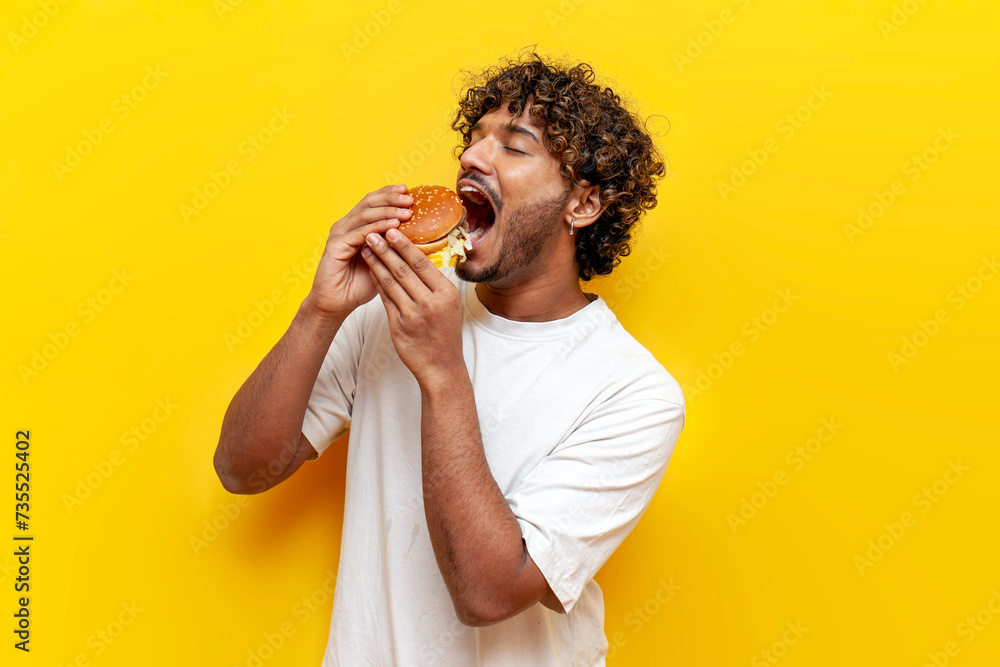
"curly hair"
451,50,667,281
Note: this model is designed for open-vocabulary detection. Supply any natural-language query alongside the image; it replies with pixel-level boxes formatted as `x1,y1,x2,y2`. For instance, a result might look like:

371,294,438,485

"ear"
565,184,603,231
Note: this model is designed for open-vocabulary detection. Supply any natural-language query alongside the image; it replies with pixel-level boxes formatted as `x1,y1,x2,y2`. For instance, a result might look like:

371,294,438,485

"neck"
475,264,595,322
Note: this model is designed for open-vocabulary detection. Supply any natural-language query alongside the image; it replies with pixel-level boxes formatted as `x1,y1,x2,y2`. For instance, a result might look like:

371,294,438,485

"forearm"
214,296,346,492
419,369,530,624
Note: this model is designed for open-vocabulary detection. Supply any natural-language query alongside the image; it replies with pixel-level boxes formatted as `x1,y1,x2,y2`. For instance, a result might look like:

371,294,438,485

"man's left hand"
361,229,464,385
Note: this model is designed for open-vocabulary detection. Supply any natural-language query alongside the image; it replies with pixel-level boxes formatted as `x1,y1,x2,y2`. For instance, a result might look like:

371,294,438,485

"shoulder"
586,306,686,410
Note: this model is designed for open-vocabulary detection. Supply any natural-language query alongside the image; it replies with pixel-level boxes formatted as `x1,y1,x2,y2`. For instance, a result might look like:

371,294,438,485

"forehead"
477,93,541,129
472,103,548,152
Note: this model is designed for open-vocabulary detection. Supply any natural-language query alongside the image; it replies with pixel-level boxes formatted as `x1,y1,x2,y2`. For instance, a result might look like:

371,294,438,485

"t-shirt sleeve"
300,299,372,459
505,395,685,614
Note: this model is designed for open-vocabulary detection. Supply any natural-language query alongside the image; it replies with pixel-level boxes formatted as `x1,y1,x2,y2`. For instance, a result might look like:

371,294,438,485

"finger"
367,260,401,321
371,183,409,196
363,187,413,210
357,205,413,225
332,219,402,256
361,241,418,311
364,232,432,302
384,228,451,291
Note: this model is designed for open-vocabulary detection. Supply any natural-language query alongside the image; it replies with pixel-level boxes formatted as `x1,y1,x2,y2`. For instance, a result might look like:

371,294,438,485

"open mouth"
457,181,496,248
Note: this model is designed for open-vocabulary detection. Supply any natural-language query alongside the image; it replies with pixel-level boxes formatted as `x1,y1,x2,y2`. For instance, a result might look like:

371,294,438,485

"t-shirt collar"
461,276,610,341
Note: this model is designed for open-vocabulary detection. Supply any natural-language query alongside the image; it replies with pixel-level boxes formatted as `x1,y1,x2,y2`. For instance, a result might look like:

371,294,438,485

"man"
214,52,685,665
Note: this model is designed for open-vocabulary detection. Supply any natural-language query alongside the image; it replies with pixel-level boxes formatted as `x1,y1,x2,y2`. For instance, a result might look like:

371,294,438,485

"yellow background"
3,0,999,665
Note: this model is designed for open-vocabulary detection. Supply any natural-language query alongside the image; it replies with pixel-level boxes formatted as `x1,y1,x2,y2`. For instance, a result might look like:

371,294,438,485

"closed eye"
505,146,526,155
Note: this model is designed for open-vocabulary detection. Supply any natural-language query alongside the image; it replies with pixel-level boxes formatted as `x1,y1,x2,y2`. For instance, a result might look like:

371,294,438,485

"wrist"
418,362,470,398
300,293,349,331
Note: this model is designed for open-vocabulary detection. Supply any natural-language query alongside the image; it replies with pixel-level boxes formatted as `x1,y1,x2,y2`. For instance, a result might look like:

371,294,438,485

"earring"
569,219,575,236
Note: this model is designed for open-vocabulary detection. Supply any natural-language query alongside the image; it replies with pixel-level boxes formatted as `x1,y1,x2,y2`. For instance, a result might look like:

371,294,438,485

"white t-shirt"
302,266,685,667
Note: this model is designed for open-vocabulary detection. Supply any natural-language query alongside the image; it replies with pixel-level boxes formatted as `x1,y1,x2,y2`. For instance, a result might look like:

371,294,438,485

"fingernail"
366,233,380,246
386,228,399,241
361,246,372,258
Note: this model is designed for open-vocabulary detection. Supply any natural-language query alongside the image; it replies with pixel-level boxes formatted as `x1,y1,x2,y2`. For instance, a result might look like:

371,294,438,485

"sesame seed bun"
398,185,466,254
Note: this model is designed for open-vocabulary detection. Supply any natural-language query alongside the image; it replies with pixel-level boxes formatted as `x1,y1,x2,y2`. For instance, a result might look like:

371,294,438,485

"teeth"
459,185,488,206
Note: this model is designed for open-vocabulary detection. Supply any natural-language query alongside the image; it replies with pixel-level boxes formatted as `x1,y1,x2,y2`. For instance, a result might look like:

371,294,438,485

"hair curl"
451,50,667,281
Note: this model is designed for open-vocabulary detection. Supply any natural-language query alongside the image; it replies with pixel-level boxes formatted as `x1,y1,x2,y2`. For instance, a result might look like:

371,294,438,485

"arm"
213,297,344,494
214,184,412,494
359,229,561,626
419,368,564,626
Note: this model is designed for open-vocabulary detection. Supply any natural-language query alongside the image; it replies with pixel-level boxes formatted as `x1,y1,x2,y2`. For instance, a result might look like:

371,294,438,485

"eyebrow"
471,119,541,145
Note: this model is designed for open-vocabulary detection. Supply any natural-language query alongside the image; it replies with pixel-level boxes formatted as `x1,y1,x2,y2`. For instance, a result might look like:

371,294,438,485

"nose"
458,137,494,178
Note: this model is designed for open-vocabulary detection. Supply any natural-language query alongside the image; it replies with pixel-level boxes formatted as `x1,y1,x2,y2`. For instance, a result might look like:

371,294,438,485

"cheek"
501,163,563,209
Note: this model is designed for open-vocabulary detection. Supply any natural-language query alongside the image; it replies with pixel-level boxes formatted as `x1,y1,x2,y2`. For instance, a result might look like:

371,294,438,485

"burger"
397,184,473,268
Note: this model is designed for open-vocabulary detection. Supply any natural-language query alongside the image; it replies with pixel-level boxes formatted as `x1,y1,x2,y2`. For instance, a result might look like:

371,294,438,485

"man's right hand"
305,184,413,321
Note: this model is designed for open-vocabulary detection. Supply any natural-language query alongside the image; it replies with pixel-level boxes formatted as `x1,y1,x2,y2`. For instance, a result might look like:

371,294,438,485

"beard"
455,190,568,285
